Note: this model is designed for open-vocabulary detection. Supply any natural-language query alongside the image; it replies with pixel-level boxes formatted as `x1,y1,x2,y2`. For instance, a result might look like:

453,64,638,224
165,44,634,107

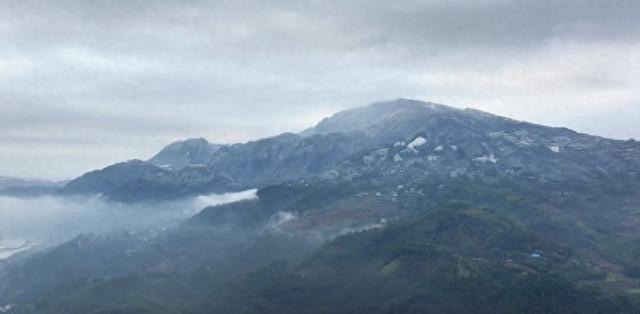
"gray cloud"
0,0,639,179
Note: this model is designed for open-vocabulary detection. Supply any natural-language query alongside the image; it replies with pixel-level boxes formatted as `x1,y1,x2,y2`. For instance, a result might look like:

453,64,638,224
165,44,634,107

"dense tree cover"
185,206,640,313
26,177,640,313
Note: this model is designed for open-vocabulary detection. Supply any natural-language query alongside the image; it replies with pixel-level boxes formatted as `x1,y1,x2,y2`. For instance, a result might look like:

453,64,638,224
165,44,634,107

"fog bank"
0,190,257,259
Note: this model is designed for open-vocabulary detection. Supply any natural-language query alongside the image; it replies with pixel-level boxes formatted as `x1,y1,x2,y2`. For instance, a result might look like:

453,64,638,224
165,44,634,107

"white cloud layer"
0,189,258,259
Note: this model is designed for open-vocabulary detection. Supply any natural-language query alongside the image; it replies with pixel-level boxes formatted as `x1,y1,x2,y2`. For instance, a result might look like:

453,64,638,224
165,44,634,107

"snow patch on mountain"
474,154,498,163
548,145,561,153
407,137,427,152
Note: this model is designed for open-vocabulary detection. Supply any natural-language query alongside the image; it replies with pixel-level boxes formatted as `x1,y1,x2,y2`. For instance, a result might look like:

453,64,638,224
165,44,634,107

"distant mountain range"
0,177,65,197
0,177,63,191
2,99,640,313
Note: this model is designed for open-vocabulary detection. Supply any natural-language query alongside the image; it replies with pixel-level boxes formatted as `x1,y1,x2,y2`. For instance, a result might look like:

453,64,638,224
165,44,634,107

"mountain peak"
182,137,210,145
301,98,463,141
148,137,222,170
302,98,461,140
375,97,449,109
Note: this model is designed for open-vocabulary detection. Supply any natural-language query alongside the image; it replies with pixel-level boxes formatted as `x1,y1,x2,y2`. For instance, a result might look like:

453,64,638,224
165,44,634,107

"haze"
0,189,257,258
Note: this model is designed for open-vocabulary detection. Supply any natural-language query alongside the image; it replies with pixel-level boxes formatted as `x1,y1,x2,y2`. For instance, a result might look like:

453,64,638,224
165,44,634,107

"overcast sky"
1,0,639,180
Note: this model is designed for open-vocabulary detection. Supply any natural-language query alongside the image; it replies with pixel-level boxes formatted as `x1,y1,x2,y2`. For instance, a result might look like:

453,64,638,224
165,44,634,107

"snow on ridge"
474,154,498,163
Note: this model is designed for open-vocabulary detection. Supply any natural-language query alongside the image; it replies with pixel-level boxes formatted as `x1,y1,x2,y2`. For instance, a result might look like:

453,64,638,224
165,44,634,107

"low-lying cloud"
0,190,257,259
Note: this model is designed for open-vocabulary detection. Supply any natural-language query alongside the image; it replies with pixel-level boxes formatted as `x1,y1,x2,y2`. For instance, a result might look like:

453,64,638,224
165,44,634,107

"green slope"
187,206,640,313
26,176,640,313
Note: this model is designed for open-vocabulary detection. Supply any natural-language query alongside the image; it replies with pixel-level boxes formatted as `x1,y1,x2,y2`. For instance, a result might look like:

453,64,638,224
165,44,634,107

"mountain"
58,99,640,203
3,99,640,313
302,99,460,141
59,132,376,202
61,160,165,195
148,138,223,171
59,160,238,202
187,205,638,313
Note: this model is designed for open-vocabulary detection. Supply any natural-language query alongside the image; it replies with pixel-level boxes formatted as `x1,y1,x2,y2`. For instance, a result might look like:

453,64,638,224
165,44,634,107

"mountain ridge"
53,98,640,203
